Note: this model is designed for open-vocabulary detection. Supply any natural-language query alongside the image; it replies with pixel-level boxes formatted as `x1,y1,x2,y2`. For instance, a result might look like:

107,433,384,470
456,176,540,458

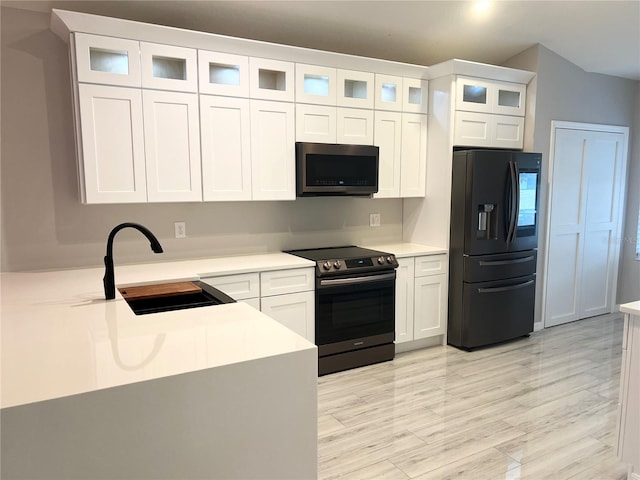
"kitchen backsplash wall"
0,7,403,272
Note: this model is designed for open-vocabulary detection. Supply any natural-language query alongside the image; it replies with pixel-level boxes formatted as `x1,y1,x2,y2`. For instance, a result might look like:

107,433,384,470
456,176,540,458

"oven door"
316,271,396,346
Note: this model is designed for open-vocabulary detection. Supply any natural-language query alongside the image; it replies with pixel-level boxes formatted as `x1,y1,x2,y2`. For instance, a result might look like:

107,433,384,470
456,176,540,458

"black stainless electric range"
286,246,398,375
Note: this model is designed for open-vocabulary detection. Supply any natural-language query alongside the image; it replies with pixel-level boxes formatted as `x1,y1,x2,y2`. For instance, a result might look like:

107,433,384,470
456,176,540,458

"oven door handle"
319,272,396,287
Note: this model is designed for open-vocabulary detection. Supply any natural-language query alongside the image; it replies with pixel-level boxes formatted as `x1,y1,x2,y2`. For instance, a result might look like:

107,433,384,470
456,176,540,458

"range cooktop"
285,245,398,276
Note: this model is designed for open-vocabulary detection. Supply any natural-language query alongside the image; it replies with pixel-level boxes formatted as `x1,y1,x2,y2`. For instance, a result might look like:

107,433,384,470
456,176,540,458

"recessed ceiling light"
474,1,492,12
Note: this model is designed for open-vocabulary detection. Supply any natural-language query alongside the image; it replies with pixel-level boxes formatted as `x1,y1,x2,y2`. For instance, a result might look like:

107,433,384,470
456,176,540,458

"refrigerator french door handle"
506,161,518,244
512,161,521,242
478,255,535,266
477,279,535,294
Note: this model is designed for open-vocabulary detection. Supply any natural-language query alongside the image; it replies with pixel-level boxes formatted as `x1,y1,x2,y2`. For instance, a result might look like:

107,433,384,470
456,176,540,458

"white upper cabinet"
336,108,374,145
142,90,202,202
402,78,428,114
295,64,337,105
400,113,427,197
455,76,526,116
375,75,426,113
198,51,249,97
249,58,294,102
74,33,141,87
337,69,374,109
375,74,403,111
374,111,402,198
140,42,197,92
77,84,147,203
250,100,295,200
296,104,337,143
200,95,252,201
454,111,524,149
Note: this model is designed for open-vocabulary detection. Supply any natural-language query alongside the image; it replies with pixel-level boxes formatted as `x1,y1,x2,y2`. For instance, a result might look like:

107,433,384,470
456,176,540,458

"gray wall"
504,45,640,326
0,7,402,272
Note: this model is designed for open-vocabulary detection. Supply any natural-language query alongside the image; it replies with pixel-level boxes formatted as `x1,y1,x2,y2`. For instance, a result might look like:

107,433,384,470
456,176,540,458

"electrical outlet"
370,213,381,227
174,221,186,238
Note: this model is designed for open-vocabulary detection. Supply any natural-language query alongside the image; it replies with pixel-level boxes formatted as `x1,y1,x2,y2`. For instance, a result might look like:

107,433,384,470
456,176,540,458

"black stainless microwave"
295,142,379,197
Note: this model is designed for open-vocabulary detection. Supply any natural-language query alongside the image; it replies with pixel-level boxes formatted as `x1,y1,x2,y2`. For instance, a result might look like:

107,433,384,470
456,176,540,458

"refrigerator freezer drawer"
452,274,535,349
463,250,536,283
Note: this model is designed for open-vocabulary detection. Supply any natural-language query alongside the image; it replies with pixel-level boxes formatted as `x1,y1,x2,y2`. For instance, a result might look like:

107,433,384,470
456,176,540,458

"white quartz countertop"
620,301,640,316
1,244,443,408
0,252,316,409
364,242,448,258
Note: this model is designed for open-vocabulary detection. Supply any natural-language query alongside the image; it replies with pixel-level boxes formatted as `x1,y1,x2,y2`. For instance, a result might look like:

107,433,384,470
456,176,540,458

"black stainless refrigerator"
448,149,542,349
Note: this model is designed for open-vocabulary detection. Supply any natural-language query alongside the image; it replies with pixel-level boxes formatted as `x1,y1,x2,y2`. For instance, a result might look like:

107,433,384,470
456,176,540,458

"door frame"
542,121,629,328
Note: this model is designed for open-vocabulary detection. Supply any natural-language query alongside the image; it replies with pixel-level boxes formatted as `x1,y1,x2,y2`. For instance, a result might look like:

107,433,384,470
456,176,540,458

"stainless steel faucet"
103,222,164,300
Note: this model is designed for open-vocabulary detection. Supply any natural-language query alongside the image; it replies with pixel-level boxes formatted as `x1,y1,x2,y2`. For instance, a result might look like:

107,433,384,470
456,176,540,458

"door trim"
542,121,629,328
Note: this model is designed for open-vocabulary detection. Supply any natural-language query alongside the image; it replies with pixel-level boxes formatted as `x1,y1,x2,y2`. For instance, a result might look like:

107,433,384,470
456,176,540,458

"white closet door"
545,126,626,327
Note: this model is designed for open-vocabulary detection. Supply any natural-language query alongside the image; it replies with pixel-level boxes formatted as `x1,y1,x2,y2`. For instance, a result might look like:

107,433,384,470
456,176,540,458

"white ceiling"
6,0,640,80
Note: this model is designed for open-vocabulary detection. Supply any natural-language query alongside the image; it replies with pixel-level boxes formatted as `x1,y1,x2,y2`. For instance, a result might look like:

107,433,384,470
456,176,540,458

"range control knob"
333,260,342,269
377,256,385,265
322,261,331,271
386,256,395,264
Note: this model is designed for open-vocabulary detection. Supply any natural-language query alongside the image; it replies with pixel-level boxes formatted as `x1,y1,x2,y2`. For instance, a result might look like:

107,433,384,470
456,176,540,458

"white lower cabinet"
395,257,415,343
413,274,447,339
395,254,448,345
261,291,315,342
201,268,315,342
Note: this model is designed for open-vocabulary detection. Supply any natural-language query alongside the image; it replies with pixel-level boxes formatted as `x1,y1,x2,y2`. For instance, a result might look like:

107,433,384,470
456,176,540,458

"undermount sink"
119,281,236,315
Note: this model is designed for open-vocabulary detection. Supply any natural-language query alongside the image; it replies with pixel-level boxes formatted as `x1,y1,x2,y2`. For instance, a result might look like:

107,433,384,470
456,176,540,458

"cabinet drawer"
261,268,314,297
200,273,260,300
414,254,448,277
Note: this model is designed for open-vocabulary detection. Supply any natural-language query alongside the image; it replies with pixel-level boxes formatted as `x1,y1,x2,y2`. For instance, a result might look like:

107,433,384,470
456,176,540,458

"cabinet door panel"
200,273,260,300
400,113,427,197
78,84,146,203
295,64,337,105
261,268,314,297
454,111,492,147
395,257,415,344
249,58,294,102
337,69,374,109
261,291,315,342
455,76,492,113
414,274,447,339
200,95,252,201
415,254,448,277
143,90,202,202
402,78,428,114
336,108,374,145
74,33,141,87
493,81,526,116
250,100,295,200
198,51,249,97
373,111,402,198
295,104,336,143
140,42,197,92
374,74,403,111
493,114,524,149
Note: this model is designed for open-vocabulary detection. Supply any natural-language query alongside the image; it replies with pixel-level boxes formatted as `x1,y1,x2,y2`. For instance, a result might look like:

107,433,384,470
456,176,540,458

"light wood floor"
317,314,629,479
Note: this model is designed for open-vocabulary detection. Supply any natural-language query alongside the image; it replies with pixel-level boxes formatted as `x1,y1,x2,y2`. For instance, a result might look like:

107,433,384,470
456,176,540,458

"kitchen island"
619,301,640,480
1,253,318,479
